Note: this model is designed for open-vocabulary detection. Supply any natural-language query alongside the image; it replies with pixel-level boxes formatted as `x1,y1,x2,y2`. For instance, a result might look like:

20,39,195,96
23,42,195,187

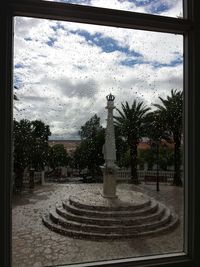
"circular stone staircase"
42,189,179,241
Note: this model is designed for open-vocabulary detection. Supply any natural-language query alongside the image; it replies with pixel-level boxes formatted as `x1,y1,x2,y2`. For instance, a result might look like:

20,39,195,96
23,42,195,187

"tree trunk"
173,134,182,186
130,142,139,184
14,168,24,192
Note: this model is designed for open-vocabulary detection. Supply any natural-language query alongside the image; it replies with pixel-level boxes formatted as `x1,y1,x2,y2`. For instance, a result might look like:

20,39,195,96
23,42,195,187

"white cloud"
45,0,182,17
14,14,183,139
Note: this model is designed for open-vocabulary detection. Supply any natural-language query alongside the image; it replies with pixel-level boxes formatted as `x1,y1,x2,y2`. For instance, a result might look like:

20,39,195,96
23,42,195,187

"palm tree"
144,111,172,191
114,100,150,184
154,89,183,186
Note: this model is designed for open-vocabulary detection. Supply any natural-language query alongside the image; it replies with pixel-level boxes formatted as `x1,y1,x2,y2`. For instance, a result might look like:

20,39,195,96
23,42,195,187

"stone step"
69,195,151,212
56,205,166,226
42,213,179,240
48,208,171,234
62,200,158,218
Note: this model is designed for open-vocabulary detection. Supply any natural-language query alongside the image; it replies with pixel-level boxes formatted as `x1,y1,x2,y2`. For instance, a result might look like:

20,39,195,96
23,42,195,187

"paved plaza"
12,182,183,267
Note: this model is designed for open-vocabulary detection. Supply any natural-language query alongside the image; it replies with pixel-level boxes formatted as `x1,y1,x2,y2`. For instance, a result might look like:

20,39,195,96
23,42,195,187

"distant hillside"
48,140,81,155
48,139,174,155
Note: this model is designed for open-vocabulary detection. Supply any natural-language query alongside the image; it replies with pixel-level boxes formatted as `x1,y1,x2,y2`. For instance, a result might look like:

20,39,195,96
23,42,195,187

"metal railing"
117,169,182,183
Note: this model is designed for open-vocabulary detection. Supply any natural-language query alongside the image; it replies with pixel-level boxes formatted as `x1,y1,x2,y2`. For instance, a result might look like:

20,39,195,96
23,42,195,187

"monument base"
102,193,118,199
42,187,179,240
101,166,118,198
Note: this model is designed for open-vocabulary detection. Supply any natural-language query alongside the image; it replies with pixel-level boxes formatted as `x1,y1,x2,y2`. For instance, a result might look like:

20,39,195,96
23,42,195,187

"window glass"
12,16,184,267
43,0,183,18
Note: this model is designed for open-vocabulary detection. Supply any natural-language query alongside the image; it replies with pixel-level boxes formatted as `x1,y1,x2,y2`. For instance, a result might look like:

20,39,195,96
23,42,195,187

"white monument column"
102,93,118,198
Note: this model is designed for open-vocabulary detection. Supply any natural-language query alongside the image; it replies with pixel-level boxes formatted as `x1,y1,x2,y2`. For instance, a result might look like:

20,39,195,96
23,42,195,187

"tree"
115,126,129,167
114,101,150,184
13,119,33,191
75,114,105,179
138,145,174,171
31,120,51,171
144,111,168,142
138,148,156,170
73,141,90,173
13,119,51,191
118,149,131,168
48,144,69,172
79,114,103,140
154,90,183,186
143,110,170,180
158,145,174,171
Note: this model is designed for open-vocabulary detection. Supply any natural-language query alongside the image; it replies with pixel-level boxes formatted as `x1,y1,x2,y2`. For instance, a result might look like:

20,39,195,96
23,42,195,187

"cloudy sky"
13,0,183,140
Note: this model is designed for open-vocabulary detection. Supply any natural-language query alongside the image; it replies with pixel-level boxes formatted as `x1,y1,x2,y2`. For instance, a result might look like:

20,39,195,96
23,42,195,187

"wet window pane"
13,16,184,267
43,0,183,18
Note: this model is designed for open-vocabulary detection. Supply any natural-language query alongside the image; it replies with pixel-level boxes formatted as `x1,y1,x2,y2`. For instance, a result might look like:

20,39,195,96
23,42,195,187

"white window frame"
1,0,200,267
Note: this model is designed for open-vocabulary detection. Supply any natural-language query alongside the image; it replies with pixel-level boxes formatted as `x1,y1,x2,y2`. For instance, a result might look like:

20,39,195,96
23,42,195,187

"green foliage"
138,148,156,170
114,100,150,183
13,119,51,191
118,149,131,168
48,144,69,170
144,111,169,142
158,146,174,170
154,90,183,136
114,101,150,144
138,146,174,171
115,126,129,167
79,114,102,140
31,120,51,171
154,90,183,186
74,114,105,178
13,119,33,172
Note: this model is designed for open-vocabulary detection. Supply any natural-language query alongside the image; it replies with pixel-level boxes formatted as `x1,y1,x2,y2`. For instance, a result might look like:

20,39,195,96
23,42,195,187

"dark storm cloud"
53,78,98,98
